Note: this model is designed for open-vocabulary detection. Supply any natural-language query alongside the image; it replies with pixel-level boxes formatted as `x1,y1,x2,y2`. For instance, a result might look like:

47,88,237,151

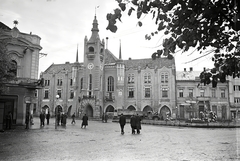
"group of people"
119,113,142,135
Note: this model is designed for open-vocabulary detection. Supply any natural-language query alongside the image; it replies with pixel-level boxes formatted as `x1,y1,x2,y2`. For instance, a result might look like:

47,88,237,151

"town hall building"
38,15,177,119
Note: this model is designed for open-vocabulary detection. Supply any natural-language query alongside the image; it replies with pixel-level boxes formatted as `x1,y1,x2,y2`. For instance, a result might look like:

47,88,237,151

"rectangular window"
234,98,240,103
233,85,240,91
161,73,168,83
44,80,50,86
145,87,150,98
57,79,62,86
165,74,168,83
128,87,134,98
70,90,74,99
200,89,205,97
70,79,73,86
221,89,225,98
34,90,38,97
189,89,193,97
44,90,49,99
57,89,62,98
161,74,165,83
162,88,168,98
212,89,216,98
179,89,183,97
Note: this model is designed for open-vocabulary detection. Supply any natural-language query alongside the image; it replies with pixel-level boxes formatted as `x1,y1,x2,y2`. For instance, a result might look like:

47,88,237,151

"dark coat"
135,115,142,130
82,115,88,126
46,113,50,120
119,115,126,126
40,113,45,121
130,115,137,129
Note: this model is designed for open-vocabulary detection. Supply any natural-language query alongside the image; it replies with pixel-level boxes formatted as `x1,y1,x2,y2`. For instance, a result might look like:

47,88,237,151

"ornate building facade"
38,16,176,119
0,22,42,128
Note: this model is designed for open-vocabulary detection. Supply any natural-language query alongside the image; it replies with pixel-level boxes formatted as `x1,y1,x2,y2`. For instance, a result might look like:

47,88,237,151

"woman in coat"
81,114,88,128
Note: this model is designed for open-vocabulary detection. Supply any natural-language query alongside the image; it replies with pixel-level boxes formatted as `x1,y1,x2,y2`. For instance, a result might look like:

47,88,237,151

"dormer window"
88,46,94,52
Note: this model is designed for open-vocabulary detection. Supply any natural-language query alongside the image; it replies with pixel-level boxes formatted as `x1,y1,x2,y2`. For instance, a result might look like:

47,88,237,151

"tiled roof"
124,57,175,70
104,49,118,64
176,71,201,80
43,62,83,74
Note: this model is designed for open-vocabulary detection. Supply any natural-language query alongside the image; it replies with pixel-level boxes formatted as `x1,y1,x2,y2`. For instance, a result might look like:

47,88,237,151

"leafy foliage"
106,0,240,87
0,41,16,94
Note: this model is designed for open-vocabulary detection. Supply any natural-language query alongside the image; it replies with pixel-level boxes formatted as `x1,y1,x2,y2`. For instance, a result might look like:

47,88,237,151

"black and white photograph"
0,0,240,160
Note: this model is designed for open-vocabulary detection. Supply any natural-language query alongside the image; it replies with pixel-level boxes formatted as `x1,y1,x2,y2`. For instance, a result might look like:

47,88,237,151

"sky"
0,0,214,76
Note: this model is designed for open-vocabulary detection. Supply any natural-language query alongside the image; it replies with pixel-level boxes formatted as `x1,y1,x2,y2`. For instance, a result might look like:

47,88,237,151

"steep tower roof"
88,15,100,42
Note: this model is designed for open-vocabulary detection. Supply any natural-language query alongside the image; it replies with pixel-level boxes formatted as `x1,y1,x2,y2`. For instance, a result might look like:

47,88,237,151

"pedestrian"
135,114,142,134
102,113,105,123
119,113,126,135
105,113,108,123
46,112,50,125
62,113,67,127
81,114,88,128
71,112,76,124
6,112,12,129
130,114,136,134
39,112,45,126
25,112,30,129
57,112,61,125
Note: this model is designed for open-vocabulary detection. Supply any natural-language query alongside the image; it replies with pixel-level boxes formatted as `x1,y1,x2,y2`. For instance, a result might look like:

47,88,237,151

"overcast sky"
0,0,214,75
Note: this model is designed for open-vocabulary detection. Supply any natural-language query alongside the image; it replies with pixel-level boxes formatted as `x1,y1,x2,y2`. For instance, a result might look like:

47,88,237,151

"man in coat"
119,113,126,135
39,112,45,126
130,114,136,134
81,114,88,128
135,114,142,134
46,112,50,125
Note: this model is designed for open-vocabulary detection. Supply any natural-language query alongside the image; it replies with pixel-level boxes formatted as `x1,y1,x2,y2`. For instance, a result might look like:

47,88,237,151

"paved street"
0,117,239,161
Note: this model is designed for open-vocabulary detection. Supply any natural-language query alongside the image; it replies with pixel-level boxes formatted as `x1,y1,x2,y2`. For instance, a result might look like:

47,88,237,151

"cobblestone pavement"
0,117,239,161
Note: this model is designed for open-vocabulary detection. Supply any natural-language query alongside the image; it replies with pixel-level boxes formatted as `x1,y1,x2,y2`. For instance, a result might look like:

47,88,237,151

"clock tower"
82,15,105,118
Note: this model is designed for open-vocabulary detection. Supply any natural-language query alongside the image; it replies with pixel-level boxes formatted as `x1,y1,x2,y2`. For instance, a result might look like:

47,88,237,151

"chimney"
189,67,193,71
184,68,186,72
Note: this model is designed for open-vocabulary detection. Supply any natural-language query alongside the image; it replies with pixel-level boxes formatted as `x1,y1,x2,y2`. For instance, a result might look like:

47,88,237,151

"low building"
176,68,230,121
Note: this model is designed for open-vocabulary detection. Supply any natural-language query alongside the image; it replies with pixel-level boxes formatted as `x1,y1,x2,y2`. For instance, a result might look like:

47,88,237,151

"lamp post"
55,95,59,129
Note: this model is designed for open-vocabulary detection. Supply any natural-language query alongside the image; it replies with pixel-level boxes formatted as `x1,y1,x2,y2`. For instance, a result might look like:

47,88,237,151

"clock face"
87,63,94,69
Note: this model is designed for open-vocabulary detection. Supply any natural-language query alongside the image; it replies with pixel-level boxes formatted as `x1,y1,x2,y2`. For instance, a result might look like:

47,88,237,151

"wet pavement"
0,117,239,161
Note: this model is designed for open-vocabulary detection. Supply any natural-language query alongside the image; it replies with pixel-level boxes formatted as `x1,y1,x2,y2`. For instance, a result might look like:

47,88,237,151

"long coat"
130,115,137,129
119,115,126,126
135,115,142,130
82,115,88,126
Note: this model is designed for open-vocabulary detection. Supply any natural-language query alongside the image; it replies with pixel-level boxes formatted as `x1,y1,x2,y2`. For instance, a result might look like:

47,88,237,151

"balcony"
9,77,44,89
196,96,211,101
86,52,95,59
105,95,115,102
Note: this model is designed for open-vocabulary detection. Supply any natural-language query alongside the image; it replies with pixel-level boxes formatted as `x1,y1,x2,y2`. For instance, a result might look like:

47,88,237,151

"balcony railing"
8,77,44,89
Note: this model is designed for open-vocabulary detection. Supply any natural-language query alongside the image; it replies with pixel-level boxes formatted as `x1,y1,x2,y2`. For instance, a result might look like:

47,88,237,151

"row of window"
44,79,74,86
128,73,169,84
178,89,226,98
44,89,74,99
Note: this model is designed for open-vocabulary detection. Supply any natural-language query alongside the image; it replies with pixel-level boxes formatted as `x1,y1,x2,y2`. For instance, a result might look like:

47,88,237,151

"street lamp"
55,95,59,129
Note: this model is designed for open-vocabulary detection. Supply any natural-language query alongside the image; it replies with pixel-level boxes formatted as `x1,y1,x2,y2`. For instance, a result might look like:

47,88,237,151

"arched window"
107,76,114,92
88,46,94,52
9,60,17,77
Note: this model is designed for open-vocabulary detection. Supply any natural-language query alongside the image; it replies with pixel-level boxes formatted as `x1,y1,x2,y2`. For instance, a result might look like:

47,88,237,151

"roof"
124,57,175,70
176,71,201,80
0,22,11,30
104,49,118,64
43,62,83,74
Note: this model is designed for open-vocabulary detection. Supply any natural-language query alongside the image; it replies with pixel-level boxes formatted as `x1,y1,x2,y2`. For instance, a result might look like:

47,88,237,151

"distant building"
228,77,240,119
176,67,230,120
38,16,177,119
0,22,42,128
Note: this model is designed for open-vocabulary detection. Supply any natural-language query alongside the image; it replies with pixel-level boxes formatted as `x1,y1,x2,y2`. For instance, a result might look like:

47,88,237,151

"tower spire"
119,39,122,60
76,44,79,63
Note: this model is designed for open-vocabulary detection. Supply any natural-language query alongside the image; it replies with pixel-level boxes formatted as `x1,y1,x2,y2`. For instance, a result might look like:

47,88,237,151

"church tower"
82,15,105,118
116,40,125,109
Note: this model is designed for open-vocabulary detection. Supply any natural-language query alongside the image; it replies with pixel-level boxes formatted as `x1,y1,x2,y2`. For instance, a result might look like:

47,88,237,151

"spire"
76,44,79,63
119,40,122,60
89,15,100,42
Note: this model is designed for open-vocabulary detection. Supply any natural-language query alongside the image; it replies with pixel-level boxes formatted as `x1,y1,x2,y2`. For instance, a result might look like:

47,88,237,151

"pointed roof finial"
95,6,100,16
76,44,79,63
13,20,18,27
119,39,122,60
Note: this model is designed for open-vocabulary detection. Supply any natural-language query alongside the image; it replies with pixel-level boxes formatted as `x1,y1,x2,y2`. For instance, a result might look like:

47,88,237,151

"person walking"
104,113,108,123
62,113,67,127
119,113,126,135
46,112,50,125
40,112,45,126
130,114,136,134
135,114,142,134
81,114,88,128
6,112,12,129
71,112,76,124
25,112,30,129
